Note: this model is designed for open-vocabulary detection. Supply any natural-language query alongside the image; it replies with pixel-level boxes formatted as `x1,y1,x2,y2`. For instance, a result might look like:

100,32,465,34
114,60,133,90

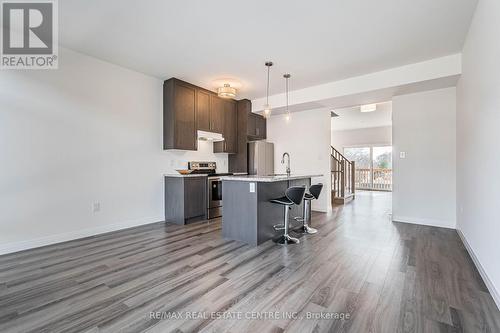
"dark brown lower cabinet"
164,176,207,225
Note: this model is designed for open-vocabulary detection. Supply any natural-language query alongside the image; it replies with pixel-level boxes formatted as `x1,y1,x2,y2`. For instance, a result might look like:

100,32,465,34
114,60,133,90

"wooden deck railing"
355,168,392,191
331,146,355,204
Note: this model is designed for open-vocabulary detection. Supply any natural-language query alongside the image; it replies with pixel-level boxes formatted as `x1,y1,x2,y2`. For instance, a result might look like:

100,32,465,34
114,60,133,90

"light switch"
249,183,255,193
400,151,406,159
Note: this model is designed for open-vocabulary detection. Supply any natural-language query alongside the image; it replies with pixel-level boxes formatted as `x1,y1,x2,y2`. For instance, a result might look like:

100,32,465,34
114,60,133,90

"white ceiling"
59,0,477,99
331,102,392,131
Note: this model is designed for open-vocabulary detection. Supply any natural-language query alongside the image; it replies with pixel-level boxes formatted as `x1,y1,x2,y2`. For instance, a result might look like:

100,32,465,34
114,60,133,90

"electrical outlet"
400,151,406,159
249,183,255,193
92,202,101,213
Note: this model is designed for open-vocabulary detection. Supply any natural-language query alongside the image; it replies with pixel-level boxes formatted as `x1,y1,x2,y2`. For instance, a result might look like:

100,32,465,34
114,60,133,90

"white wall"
456,0,500,306
266,109,331,212
332,126,392,152
392,87,456,228
0,47,227,254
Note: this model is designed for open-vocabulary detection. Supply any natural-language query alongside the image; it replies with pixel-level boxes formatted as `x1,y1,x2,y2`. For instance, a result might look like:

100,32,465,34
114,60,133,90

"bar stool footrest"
275,235,300,245
300,225,318,234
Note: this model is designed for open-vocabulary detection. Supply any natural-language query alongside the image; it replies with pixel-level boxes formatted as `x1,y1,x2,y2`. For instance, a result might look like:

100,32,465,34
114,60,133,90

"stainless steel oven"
208,176,222,219
188,161,230,220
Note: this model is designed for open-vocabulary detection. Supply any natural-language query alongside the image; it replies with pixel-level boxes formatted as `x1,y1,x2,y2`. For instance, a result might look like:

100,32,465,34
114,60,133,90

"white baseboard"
392,215,456,229
457,229,500,311
0,216,164,256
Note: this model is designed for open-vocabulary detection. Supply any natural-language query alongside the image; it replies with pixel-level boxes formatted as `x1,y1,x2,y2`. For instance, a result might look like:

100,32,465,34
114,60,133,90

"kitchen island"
220,174,322,246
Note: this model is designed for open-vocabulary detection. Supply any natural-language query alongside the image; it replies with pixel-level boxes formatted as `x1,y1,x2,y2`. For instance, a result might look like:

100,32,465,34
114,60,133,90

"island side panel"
256,181,289,244
222,180,258,246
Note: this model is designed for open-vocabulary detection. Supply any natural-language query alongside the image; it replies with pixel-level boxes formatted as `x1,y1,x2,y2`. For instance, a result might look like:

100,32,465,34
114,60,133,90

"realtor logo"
1,0,58,69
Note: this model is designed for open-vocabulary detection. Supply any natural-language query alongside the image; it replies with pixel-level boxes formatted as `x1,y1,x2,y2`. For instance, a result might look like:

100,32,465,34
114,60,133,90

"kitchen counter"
164,173,208,178
220,174,322,182
222,174,320,246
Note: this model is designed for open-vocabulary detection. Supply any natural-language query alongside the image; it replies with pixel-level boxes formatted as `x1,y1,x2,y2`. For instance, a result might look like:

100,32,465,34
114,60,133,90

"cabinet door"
183,177,206,219
174,82,197,150
196,89,210,131
247,113,257,136
228,99,251,173
256,115,266,139
210,95,224,133
224,100,238,153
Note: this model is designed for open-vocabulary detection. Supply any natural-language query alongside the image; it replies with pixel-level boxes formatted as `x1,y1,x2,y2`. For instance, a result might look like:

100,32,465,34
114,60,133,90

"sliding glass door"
372,146,392,190
344,146,392,191
343,147,371,189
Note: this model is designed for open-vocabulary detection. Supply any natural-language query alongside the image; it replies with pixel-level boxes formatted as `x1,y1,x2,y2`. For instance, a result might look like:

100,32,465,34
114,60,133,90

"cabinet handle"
224,141,227,151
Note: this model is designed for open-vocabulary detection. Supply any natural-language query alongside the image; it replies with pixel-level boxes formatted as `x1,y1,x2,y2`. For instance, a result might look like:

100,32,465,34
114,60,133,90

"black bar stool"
297,183,323,234
270,186,306,244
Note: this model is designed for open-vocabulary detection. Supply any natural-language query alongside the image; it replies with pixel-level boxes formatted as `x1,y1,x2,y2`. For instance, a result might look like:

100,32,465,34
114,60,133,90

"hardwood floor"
0,191,498,332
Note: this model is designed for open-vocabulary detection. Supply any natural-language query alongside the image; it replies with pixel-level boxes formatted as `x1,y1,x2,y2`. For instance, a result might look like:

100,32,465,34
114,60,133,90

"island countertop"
220,174,323,182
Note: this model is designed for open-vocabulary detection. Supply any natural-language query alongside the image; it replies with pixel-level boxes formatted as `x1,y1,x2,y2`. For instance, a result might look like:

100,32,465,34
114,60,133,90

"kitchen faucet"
281,152,291,176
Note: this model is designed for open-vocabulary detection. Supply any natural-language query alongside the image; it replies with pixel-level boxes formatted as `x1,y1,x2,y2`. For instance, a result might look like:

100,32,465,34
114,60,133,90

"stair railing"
331,146,355,202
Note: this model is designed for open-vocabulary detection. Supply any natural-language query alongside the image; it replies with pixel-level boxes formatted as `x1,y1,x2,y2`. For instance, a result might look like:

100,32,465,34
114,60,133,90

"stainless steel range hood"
197,130,224,142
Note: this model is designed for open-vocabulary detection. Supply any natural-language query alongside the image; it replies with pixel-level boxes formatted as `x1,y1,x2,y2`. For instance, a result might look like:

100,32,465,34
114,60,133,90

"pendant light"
263,61,273,118
284,73,291,122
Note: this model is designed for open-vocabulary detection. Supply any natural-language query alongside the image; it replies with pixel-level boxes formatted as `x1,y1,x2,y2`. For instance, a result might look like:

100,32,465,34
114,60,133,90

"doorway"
344,145,392,191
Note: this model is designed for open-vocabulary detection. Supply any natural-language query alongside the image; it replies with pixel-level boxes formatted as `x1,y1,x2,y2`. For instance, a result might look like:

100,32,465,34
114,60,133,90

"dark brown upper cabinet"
214,99,237,154
163,78,197,150
196,89,211,132
164,77,240,152
247,113,266,140
224,100,238,153
247,113,256,137
209,95,224,134
196,89,225,134
256,115,267,139
228,99,251,173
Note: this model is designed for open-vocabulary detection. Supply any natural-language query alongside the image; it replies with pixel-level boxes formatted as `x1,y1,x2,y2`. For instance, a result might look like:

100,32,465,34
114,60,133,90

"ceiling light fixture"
217,83,236,98
360,104,377,113
263,61,273,118
284,73,291,122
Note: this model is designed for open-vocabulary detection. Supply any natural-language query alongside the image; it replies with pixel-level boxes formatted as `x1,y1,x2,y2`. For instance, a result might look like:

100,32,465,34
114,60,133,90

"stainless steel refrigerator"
248,141,274,176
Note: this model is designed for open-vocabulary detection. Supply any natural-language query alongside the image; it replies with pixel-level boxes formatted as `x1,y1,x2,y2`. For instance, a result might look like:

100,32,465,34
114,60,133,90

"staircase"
331,146,356,205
